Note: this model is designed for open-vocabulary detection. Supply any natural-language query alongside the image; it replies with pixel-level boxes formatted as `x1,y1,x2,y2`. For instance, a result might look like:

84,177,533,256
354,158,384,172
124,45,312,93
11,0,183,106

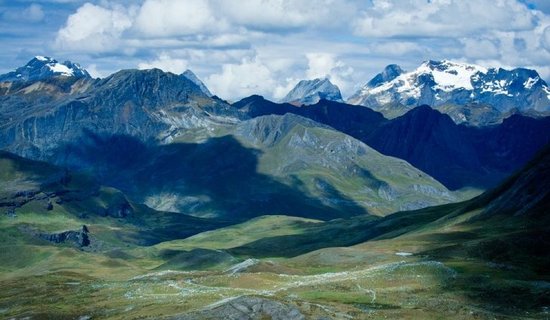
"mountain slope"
57,113,456,220
348,60,550,124
1,144,546,320
281,78,343,105
0,60,243,160
234,96,550,190
0,151,226,248
228,143,550,261
233,114,455,214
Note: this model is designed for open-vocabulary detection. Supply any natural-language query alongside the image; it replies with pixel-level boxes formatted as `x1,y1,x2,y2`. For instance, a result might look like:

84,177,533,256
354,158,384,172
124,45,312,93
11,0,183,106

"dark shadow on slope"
55,130,369,223
230,143,550,258
0,150,228,246
0,151,70,189
227,202,461,258
233,95,387,141
233,96,550,190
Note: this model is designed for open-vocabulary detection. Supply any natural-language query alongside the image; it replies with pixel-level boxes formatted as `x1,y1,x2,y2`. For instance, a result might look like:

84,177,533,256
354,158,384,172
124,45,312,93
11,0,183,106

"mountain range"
347,60,550,124
233,95,550,189
0,57,460,220
1,56,549,319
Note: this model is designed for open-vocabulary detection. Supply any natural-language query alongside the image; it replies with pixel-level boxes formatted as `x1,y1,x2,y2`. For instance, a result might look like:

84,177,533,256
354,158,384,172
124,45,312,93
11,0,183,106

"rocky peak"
281,77,343,105
367,64,404,88
348,60,550,119
0,56,91,82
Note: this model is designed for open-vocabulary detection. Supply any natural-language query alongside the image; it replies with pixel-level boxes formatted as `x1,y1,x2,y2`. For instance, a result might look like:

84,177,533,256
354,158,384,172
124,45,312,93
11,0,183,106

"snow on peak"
416,60,487,91
0,56,90,82
31,56,88,77
348,60,550,114
35,55,50,62
524,76,540,90
47,62,75,77
350,60,489,104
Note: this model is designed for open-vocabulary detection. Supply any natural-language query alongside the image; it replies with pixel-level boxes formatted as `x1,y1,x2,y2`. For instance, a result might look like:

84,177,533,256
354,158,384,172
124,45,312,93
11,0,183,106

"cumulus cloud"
206,57,277,100
369,41,425,56
85,64,106,78
353,0,535,38
134,0,223,36
138,53,189,74
216,0,356,31
461,38,500,59
305,53,354,94
55,3,134,52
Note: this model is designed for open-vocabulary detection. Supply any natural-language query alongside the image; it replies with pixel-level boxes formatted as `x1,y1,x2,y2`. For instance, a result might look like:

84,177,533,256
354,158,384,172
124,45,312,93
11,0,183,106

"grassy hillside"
0,145,548,319
56,114,462,222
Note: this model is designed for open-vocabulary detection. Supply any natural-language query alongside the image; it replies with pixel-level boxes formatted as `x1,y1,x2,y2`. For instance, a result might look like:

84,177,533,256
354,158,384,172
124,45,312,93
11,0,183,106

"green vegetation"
0,146,548,319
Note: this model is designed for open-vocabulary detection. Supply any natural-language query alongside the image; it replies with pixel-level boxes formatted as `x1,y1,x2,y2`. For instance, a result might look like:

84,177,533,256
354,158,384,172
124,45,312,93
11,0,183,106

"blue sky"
1,0,550,100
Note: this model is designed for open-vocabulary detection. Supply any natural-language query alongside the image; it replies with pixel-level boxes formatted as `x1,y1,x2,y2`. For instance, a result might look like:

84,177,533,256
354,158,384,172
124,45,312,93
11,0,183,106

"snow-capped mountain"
0,56,90,82
348,60,550,119
281,78,343,105
182,69,212,97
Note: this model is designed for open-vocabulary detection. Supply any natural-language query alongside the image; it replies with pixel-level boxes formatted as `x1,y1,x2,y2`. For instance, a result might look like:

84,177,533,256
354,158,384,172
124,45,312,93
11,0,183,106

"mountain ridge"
348,60,550,124
234,96,550,189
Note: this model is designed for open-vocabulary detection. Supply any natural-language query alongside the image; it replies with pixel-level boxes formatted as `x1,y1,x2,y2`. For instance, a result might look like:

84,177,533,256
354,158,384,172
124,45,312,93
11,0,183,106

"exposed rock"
225,258,259,275
38,225,90,247
168,296,305,320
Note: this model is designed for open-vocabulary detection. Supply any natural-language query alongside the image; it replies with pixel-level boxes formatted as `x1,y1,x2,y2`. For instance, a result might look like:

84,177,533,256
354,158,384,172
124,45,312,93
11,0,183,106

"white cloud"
134,0,223,36
370,41,425,56
305,52,354,95
461,38,500,59
206,56,277,100
215,0,356,31
48,0,550,101
138,53,188,74
542,26,550,51
85,63,105,78
55,3,134,52
353,0,536,38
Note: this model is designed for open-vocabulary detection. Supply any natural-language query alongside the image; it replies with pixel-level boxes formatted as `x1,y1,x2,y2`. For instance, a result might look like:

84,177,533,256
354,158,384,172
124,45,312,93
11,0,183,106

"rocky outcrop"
168,296,305,320
38,225,90,247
